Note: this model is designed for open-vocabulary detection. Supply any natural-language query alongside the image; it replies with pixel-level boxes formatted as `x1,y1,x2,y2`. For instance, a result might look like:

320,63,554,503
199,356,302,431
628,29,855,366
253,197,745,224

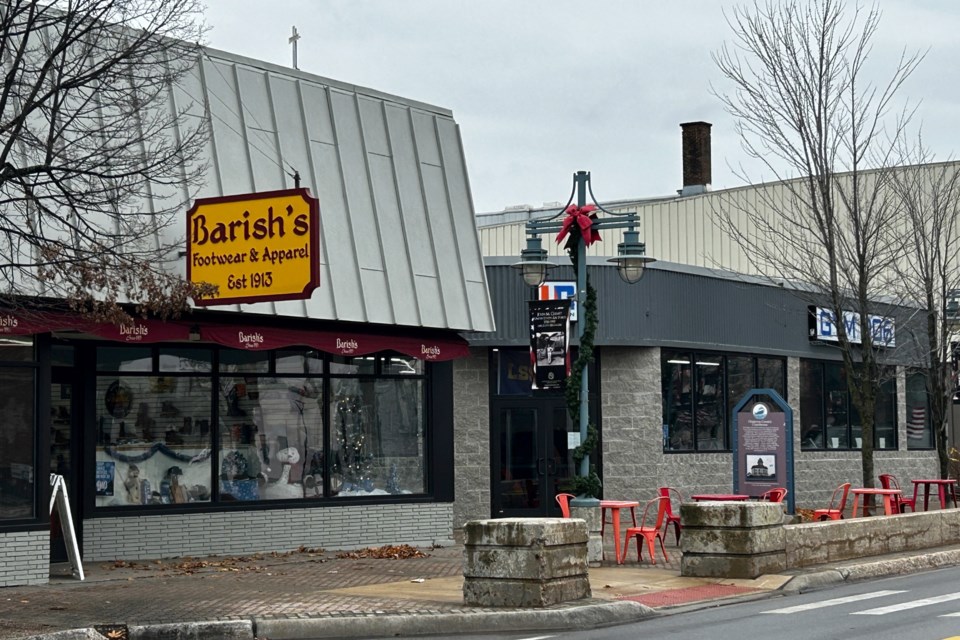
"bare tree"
712,0,923,488
890,147,960,479
0,0,213,322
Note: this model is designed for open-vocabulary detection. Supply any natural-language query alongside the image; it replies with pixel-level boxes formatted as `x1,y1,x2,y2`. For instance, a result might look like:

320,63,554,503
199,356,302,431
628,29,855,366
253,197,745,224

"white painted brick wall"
0,530,49,587
83,502,454,561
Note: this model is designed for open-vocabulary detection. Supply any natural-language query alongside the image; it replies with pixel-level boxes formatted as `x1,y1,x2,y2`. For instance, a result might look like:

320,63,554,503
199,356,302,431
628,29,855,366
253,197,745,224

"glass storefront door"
492,398,575,517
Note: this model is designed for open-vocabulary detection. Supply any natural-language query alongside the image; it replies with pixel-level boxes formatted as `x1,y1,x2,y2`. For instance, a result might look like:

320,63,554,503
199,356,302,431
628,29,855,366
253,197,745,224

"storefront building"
452,258,936,533
0,46,493,587
452,123,946,534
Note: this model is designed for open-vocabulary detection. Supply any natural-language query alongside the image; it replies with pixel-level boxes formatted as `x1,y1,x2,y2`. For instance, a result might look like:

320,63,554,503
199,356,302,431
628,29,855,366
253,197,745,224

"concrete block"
785,521,831,568
463,518,587,547
682,525,784,555
570,503,602,565
681,551,786,579
824,517,891,562
463,545,587,580
462,575,591,608
681,502,785,528
462,518,591,607
942,509,960,544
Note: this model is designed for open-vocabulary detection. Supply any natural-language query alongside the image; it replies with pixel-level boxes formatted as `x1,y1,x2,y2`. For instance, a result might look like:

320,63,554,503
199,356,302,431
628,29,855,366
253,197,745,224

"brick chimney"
680,121,712,195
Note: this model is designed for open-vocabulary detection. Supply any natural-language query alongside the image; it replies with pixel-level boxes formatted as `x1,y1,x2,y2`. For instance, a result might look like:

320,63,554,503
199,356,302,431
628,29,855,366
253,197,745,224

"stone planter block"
681,525,785,555
680,501,785,528
681,552,787,579
463,518,590,607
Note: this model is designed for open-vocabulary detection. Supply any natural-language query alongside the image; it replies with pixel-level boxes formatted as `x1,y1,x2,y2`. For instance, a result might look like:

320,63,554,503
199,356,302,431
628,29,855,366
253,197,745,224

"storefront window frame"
90,344,434,514
661,349,787,454
905,369,934,450
0,337,38,526
799,359,898,451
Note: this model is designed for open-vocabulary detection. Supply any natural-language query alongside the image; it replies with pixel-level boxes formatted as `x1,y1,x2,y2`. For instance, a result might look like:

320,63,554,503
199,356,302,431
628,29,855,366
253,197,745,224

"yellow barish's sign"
186,188,320,306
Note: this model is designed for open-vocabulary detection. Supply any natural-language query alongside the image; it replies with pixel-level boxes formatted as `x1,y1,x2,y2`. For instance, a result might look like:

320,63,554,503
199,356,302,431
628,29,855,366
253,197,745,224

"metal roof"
165,47,494,333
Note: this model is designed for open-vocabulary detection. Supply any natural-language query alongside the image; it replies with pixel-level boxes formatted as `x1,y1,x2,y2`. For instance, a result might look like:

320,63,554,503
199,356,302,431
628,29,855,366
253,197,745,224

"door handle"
536,458,546,476
546,458,557,476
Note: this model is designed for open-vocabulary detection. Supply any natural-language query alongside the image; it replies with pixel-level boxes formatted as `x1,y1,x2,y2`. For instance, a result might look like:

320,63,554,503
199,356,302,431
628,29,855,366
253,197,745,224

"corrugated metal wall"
479,164,960,287
467,260,926,365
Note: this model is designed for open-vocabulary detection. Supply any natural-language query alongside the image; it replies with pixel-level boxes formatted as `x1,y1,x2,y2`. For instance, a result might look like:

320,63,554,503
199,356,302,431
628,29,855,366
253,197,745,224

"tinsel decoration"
103,443,211,464
336,396,374,490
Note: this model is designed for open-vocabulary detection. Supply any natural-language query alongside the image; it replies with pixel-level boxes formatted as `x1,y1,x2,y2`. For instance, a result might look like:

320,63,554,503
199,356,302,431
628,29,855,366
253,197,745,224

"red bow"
556,204,601,247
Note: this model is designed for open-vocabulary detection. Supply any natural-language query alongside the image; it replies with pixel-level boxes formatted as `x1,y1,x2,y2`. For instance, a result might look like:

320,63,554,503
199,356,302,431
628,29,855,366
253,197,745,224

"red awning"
0,310,469,361
200,324,468,361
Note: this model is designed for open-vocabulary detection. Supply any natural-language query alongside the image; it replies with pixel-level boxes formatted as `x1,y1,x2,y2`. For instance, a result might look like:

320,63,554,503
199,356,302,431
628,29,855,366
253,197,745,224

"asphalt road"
387,566,960,640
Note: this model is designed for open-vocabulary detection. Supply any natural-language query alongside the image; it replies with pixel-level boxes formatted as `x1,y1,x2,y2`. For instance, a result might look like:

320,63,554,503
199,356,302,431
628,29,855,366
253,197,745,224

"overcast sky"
203,1,960,214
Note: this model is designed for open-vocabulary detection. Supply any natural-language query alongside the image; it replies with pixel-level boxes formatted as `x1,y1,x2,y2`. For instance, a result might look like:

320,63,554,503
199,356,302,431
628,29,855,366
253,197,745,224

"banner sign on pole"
538,281,577,322
529,299,571,391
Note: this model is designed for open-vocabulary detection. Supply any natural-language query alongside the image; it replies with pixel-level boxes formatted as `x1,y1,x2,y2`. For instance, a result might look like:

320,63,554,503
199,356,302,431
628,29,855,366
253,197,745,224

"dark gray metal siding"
466,260,925,365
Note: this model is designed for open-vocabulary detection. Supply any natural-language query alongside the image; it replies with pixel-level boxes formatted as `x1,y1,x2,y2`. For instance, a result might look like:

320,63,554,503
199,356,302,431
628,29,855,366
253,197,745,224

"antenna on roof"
289,26,301,70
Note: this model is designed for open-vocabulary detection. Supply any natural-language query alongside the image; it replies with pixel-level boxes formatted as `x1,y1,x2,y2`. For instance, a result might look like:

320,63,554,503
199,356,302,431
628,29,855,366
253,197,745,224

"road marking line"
853,592,960,615
517,636,555,640
762,590,906,614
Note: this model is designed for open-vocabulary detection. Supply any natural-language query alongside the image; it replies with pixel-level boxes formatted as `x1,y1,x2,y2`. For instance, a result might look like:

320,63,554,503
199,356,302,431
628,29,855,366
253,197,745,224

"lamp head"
512,235,555,288
608,229,654,284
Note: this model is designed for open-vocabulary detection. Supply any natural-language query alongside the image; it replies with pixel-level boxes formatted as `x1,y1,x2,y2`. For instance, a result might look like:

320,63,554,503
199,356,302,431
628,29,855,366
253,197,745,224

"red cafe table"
599,500,639,564
911,478,960,511
691,494,750,502
850,488,901,517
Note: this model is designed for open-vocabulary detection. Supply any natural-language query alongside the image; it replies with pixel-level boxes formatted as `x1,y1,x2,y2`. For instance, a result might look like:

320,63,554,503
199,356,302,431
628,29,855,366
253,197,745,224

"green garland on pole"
566,248,602,499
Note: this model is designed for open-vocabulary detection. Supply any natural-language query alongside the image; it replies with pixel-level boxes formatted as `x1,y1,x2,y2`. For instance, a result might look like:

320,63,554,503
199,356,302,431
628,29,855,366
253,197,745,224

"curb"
782,548,960,593
24,602,652,640
255,601,653,639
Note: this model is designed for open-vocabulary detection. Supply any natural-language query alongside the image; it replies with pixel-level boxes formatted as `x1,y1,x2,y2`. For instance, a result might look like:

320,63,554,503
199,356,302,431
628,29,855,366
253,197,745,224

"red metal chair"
555,493,575,518
623,496,669,565
879,474,915,513
760,487,788,503
814,482,851,521
658,487,683,544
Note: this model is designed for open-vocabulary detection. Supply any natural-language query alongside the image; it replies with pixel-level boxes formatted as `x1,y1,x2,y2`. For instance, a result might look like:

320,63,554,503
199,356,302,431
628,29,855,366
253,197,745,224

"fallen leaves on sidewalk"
102,546,327,575
796,508,817,522
335,545,429,560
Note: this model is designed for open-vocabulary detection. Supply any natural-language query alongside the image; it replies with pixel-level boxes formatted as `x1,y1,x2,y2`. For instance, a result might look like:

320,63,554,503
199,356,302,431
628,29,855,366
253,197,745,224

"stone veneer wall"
599,347,940,512
83,502,453,561
0,529,49,587
601,347,732,503
452,348,491,536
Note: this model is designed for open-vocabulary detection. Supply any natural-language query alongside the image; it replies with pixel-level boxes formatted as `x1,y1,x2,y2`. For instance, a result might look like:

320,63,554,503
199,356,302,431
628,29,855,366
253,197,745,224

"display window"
0,339,37,520
905,370,934,449
661,350,786,453
328,374,425,498
799,359,898,451
92,345,429,509
95,370,214,507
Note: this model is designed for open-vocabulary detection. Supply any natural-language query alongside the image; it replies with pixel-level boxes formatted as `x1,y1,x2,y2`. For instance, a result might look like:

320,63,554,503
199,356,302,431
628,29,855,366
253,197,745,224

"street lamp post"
513,170,654,497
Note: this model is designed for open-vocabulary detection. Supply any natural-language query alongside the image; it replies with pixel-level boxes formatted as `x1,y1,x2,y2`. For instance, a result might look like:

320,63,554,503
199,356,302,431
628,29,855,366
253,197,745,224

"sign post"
732,389,795,513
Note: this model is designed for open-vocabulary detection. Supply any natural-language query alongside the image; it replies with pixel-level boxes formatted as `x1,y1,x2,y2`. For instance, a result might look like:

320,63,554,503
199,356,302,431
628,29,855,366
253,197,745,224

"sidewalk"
3,535,960,640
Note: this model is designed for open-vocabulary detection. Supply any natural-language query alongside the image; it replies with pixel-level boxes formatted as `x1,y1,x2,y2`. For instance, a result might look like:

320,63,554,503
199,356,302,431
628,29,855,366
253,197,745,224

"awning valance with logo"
0,311,469,361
